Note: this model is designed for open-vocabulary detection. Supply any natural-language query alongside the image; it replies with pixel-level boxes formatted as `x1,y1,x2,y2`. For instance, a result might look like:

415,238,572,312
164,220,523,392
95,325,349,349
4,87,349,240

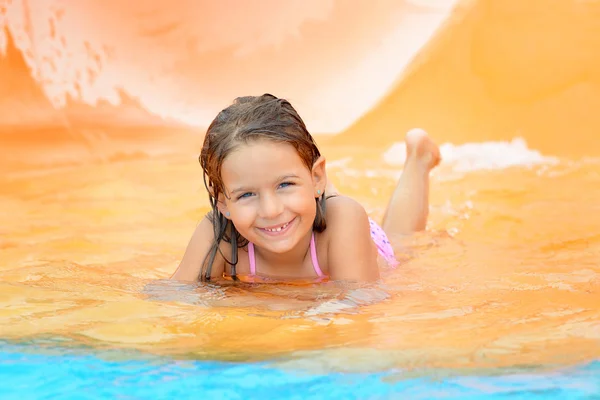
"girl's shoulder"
172,212,242,282
325,195,371,227
319,195,373,250
319,195,380,281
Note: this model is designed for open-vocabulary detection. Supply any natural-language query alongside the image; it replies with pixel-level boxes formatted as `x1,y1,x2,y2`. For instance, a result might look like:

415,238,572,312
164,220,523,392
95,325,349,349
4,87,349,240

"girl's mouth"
258,218,296,236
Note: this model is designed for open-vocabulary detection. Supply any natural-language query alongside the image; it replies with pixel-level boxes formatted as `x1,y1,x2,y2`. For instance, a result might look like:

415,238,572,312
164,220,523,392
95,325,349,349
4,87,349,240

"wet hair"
198,93,327,281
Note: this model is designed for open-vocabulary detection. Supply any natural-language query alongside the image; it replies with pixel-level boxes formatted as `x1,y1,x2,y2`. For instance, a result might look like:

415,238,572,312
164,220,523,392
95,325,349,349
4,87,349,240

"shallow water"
1,140,598,373
1,341,599,400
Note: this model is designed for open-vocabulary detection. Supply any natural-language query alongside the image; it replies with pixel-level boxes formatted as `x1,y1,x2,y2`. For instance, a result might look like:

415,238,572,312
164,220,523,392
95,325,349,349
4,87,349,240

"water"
1,342,599,399
1,139,599,398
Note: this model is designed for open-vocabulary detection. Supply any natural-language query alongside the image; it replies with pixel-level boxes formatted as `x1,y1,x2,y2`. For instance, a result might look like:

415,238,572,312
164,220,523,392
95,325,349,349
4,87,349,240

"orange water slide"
0,1,447,139
1,0,599,157
339,0,600,157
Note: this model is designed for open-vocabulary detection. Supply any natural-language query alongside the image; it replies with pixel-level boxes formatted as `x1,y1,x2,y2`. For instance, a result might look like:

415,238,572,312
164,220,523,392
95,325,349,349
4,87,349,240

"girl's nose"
259,193,284,219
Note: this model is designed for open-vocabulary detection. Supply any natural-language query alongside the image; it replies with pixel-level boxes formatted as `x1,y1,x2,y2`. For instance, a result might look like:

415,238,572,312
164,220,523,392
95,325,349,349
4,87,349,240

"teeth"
265,222,289,232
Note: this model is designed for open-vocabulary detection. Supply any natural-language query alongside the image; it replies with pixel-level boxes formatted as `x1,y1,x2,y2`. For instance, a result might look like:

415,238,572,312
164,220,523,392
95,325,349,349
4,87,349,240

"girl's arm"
326,197,381,282
171,215,225,282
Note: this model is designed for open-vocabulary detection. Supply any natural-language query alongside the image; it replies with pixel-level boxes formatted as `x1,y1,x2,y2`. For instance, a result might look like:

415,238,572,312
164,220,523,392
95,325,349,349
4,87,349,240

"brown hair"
198,94,327,281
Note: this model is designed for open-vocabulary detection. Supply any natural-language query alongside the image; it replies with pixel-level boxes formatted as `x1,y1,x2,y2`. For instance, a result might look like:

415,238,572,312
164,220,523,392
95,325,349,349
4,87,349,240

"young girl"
171,94,440,283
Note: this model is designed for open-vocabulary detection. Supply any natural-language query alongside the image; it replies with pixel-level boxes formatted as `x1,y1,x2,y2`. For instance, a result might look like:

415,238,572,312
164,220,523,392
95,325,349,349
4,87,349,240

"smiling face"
219,139,326,254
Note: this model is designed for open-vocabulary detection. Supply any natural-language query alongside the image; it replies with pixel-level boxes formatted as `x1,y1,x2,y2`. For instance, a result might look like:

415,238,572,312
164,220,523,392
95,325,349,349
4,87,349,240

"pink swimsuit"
247,218,398,277
368,218,399,267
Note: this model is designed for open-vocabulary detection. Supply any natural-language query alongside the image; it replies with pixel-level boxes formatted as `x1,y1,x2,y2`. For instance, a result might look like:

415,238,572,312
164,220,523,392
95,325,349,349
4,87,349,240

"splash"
383,137,559,172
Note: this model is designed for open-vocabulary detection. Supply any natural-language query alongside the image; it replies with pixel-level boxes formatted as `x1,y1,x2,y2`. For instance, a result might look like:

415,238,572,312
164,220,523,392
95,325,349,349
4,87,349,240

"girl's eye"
278,182,294,189
237,192,253,200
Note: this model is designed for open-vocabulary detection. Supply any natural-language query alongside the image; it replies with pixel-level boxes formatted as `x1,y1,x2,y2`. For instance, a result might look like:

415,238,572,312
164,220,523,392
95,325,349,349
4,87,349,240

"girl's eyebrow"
230,186,253,195
229,174,300,195
277,174,300,182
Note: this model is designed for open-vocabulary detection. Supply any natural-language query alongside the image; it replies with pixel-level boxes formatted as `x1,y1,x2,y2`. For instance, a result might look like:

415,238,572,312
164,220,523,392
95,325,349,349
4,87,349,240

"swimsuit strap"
247,232,323,277
248,241,256,275
310,232,324,277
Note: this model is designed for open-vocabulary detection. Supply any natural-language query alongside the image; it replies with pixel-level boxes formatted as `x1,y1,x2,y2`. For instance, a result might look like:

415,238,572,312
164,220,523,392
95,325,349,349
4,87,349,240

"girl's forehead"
221,141,309,181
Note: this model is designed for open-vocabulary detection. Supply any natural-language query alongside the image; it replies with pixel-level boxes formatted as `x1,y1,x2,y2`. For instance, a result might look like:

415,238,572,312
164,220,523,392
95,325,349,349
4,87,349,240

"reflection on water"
0,139,599,372
143,279,391,320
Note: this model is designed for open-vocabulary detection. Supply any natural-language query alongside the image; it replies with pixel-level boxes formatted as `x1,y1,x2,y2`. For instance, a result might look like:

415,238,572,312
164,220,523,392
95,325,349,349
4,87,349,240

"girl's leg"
382,129,441,236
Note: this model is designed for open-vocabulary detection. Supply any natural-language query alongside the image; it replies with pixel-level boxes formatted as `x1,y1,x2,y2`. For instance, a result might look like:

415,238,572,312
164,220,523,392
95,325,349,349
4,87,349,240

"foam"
383,137,559,172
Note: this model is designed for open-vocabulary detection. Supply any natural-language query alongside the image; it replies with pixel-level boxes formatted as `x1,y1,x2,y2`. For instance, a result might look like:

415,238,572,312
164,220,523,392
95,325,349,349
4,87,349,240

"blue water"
1,343,598,399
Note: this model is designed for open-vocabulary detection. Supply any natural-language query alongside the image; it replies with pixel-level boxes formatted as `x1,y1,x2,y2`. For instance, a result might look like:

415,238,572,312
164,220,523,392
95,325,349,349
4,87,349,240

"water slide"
4,0,597,157
338,0,600,158
0,0,600,155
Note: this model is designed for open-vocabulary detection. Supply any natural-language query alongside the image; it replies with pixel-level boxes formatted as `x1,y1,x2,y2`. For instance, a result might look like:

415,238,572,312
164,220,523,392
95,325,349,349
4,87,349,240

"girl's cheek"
236,206,256,222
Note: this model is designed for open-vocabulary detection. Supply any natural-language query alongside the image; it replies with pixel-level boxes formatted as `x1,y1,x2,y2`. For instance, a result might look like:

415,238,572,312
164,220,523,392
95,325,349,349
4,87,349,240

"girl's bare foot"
405,128,441,171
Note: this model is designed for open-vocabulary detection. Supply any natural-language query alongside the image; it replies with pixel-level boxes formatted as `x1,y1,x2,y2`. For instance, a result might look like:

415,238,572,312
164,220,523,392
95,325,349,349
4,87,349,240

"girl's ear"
216,200,230,219
210,185,231,219
311,156,327,198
